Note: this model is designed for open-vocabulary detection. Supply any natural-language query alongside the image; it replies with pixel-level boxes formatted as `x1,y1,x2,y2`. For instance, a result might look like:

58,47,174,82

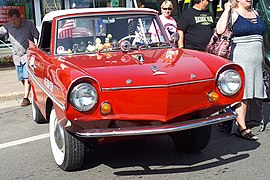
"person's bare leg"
24,79,31,99
21,79,31,106
235,100,258,140
235,100,248,130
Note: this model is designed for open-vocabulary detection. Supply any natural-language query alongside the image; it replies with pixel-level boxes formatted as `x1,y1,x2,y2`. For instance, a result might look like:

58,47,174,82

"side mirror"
171,32,179,47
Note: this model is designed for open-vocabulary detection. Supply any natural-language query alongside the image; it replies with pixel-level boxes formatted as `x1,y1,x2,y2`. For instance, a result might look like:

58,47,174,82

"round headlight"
70,83,98,112
218,70,242,96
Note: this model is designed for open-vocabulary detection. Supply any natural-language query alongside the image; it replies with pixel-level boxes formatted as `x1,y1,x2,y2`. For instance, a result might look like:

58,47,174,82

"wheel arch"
46,97,54,121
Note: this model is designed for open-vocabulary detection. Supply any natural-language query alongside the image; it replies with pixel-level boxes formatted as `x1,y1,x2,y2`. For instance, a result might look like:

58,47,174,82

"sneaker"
21,98,30,107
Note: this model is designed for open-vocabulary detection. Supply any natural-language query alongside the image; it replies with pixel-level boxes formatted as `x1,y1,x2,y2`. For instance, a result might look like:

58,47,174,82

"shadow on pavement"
80,126,260,175
79,102,270,174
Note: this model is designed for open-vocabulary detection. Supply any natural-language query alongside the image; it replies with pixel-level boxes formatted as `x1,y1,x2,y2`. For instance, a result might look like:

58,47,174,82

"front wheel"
49,108,86,171
170,125,212,153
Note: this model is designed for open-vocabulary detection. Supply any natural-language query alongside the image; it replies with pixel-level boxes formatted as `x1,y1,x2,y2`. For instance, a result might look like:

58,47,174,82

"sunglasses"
162,8,172,10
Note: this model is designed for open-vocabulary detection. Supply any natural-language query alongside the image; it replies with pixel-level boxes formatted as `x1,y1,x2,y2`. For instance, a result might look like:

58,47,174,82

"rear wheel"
49,108,86,171
170,125,212,153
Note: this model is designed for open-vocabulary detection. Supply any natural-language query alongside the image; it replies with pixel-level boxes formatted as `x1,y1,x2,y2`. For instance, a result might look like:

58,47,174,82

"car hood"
60,48,215,88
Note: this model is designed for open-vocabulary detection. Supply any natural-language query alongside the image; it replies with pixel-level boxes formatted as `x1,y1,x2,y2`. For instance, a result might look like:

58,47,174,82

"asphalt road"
0,103,270,180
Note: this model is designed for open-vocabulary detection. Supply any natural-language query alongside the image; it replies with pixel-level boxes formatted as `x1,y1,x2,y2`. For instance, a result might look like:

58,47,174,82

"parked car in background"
27,7,244,171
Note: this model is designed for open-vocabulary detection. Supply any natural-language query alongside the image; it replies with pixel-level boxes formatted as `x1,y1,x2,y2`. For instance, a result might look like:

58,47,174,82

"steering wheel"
118,35,137,44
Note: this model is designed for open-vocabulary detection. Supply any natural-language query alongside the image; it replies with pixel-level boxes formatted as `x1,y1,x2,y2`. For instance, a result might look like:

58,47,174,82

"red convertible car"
27,8,244,171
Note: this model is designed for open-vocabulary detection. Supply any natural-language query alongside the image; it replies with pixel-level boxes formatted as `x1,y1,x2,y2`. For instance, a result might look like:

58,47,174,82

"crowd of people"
0,0,267,141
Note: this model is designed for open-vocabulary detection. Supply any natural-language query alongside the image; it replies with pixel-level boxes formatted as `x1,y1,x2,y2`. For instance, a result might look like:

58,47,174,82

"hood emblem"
132,54,144,64
126,79,133,84
190,74,197,79
151,65,167,76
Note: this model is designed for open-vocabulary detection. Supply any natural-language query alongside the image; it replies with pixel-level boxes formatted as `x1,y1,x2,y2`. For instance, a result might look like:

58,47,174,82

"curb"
0,67,24,103
0,92,25,109
0,92,24,102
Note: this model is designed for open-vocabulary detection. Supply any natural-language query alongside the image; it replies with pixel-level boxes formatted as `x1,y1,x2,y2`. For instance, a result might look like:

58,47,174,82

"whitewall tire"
49,108,85,171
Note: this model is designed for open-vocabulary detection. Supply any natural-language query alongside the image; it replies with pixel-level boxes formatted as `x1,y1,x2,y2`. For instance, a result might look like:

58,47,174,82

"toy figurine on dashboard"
72,43,79,53
95,37,104,51
79,41,87,52
87,40,95,52
104,37,111,50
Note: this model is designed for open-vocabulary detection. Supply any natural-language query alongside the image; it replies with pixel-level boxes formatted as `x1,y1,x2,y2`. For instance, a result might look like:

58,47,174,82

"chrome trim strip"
215,63,238,81
102,78,214,91
28,69,65,110
67,76,101,92
76,111,237,138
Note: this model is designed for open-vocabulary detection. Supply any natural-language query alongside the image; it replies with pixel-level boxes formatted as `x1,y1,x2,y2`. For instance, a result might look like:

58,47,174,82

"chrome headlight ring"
217,70,242,96
70,83,98,112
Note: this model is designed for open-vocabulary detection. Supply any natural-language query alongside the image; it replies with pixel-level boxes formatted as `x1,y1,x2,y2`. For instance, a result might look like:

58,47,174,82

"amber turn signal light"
100,102,112,115
208,91,219,103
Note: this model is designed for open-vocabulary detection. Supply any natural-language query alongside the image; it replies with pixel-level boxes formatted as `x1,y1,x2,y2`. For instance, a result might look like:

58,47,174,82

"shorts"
16,62,28,81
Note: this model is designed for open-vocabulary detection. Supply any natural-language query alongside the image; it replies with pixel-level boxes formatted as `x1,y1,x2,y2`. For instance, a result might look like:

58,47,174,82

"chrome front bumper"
76,111,237,138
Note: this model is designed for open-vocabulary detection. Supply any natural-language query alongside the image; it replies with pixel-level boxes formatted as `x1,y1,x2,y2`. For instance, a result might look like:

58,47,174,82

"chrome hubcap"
54,120,64,150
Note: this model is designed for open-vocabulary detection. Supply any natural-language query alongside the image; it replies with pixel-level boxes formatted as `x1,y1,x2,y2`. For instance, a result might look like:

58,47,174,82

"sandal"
238,128,258,141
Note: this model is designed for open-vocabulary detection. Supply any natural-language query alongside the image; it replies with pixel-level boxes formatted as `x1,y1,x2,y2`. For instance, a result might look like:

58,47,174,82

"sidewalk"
0,67,25,108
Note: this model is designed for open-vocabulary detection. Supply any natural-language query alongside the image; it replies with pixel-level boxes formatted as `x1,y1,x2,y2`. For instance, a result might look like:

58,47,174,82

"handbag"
205,10,233,59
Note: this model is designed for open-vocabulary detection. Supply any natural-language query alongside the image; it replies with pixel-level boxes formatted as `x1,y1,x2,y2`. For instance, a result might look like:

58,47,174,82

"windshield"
55,13,170,55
